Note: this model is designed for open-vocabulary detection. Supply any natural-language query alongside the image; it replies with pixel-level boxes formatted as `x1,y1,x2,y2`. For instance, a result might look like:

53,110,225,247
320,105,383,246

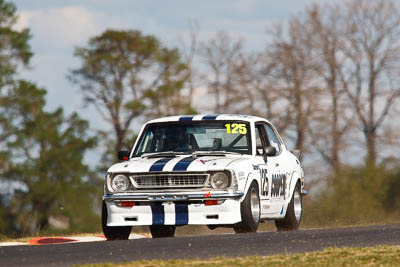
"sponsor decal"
179,115,194,121
173,156,196,171
271,174,286,198
260,168,268,196
202,114,218,120
252,164,259,170
149,158,174,172
175,204,189,225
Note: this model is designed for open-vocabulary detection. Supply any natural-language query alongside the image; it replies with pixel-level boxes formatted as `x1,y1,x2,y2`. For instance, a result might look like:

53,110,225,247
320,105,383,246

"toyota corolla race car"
102,114,305,240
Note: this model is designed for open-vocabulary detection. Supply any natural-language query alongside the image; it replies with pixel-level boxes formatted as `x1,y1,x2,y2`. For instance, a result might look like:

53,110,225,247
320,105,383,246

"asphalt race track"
1,224,400,267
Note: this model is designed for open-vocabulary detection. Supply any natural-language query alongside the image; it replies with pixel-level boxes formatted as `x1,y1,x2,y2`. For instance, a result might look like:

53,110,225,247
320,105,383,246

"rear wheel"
275,182,302,231
233,181,260,233
149,225,176,238
102,202,132,240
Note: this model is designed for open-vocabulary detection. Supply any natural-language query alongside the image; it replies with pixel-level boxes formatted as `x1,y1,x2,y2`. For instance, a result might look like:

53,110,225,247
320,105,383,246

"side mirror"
118,150,130,161
264,146,277,157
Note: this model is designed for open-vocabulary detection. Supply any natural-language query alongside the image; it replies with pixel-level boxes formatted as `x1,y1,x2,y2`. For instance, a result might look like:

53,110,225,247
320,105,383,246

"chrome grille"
131,173,208,189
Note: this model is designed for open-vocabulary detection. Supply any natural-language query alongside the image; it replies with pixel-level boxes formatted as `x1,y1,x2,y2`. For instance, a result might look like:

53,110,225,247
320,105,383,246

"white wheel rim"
250,187,260,223
293,188,302,222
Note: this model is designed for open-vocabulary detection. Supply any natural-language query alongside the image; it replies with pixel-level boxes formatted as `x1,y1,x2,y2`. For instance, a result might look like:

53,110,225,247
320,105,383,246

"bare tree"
199,31,245,113
267,19,321,161
304,5,354,173
178,20,200,109
234,52,292,133
339,0,400,166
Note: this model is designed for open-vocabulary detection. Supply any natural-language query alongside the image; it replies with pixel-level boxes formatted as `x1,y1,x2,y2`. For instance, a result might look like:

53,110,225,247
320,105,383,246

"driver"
164,129,189,152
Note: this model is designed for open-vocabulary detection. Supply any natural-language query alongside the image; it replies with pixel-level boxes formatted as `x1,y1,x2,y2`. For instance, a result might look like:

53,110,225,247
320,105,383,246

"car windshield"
133,121,252,157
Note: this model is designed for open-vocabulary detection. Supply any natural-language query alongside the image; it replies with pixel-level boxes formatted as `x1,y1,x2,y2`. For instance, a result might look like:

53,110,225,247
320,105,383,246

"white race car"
102,114,305,240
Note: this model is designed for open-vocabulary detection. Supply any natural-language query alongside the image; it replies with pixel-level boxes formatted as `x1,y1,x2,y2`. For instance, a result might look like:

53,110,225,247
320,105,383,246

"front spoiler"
103,191,244,202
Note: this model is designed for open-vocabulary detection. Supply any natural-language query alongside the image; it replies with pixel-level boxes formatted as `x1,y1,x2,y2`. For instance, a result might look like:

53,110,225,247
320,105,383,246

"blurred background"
1,0,400,238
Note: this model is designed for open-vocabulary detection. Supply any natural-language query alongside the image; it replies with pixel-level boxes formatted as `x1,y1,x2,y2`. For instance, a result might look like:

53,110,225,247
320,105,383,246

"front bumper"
104,191,244,226
103,191,244,202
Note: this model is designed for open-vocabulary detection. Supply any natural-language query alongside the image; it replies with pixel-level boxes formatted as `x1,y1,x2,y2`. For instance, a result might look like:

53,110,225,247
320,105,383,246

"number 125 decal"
225,123,247,134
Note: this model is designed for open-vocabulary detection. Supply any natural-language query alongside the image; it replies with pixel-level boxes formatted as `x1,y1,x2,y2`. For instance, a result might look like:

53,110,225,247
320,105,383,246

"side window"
255,127,262,148
264,124,282,154
255,124,268,155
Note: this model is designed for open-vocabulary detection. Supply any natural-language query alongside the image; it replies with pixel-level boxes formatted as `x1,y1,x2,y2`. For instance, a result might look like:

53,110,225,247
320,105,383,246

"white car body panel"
104,114,305,227
107,200,241,226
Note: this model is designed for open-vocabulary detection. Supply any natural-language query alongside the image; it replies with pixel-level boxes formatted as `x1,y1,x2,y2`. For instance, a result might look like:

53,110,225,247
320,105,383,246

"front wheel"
233,181,260,233
275,182,302,231
149,225,176,238
102,202,132,240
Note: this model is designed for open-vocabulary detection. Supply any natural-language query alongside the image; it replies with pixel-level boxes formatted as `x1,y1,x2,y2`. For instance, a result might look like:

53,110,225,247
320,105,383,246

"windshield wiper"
192,151,241,157
142,151,188,158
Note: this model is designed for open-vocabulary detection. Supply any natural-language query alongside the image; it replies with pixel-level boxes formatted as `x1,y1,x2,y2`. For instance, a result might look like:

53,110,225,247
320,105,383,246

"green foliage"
0,81,101,237
303,160,400,227
70,29,192,164
0,0,32,86
143,47,191,117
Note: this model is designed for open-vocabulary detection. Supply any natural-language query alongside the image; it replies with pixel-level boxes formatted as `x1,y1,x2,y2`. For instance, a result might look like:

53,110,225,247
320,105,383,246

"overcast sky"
13,0,347,129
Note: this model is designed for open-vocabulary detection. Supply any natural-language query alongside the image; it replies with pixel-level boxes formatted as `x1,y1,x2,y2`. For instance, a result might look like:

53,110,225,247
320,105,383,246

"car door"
254,123,280,216
262,123,287,214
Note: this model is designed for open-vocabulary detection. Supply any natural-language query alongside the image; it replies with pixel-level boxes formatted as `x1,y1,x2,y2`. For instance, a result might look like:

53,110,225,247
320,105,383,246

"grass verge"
78,245,400,267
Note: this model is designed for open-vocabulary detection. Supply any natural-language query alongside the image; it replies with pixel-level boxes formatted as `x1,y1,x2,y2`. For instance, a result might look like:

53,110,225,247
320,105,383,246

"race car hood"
107,154,249,173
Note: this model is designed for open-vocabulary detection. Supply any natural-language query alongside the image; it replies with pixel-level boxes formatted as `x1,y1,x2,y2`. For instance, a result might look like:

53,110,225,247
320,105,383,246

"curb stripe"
28,237,78,245
149,158,173,172
179,115,194,121
151,205,165,225
175,204,189,225
173,157,195,171
202,115,218,120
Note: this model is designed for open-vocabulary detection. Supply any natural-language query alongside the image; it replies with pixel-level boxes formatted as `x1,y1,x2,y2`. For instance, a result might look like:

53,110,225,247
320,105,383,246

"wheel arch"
240,173,260,202
285,171,302,205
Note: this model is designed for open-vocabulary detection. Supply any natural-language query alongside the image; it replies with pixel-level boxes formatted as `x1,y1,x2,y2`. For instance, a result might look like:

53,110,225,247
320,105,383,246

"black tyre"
275,182,302,231
149,225,176,238
102,202,132,240
233,181,260,233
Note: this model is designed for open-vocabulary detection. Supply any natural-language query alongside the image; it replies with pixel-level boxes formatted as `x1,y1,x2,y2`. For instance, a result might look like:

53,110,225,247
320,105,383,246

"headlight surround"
210,172,230,189
111,174,130,192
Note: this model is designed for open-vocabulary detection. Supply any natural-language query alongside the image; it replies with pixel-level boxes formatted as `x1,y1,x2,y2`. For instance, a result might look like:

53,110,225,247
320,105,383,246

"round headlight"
111,174,130,192
210,172,229,189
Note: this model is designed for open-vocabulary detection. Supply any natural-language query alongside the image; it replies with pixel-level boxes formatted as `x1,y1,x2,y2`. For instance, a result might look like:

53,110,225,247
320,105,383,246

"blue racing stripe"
202,114,218,120
149,158,173,172
173,157,195,171
151,205,165,225
179,115,194,121
175,204,189,225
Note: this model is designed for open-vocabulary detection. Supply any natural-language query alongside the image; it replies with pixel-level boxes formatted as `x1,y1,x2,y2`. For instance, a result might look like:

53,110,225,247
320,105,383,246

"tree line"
1,0,400,237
